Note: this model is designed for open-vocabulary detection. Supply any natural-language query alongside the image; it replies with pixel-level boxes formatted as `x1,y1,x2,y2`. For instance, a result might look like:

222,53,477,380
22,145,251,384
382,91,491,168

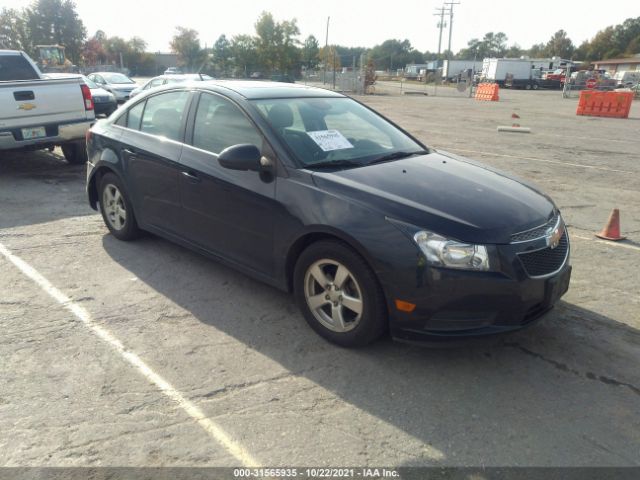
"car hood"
311,151,556,244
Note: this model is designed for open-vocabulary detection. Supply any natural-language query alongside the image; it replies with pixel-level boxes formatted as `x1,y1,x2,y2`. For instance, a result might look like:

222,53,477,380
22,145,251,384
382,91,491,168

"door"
118,90,191,235
178,92,277,276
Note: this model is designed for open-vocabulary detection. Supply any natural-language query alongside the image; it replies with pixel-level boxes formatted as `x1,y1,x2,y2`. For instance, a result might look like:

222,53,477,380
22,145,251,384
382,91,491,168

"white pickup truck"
0,50,95,164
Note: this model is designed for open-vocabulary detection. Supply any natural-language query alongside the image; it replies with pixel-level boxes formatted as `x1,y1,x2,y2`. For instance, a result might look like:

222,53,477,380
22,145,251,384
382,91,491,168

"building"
593,55,640,74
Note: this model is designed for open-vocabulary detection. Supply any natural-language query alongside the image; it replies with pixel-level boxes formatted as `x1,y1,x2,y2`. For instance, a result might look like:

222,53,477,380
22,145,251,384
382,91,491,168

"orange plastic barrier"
576,91,633,118
475,83,499,102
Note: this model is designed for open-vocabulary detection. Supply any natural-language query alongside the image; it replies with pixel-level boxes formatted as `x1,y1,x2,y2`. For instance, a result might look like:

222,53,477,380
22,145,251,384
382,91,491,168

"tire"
293,240,387,347
61,141,88,164
98,172,141,241
525,83,532,90
532,83,539,90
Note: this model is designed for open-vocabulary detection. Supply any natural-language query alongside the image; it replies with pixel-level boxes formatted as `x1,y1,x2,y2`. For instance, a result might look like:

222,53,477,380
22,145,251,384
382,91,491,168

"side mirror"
218,144,262,171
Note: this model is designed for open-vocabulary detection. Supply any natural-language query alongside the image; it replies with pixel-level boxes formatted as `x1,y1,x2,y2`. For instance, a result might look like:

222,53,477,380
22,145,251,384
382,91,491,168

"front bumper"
382,234,571,342
111,90,134,102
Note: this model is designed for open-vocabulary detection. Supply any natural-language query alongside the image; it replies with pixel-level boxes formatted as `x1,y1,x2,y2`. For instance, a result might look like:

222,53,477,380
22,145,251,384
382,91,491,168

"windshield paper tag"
307,130,354,152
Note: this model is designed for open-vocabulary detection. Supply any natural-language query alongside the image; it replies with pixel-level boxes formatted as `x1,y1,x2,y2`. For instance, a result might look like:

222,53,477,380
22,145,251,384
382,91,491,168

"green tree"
25,0,86,63
230,34,257,77
254,11,300,74
456,33,508,59
575,17,640,60
543,30,574,58
302,35,320,69
528,42,546,58
369,39,423,71
213,34,231,75
0,8,29,51
170,26,207,72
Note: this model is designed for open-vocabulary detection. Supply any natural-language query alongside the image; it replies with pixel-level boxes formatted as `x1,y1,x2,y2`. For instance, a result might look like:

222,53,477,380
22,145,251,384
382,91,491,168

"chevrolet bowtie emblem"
18,103,37,111
546,221,564,250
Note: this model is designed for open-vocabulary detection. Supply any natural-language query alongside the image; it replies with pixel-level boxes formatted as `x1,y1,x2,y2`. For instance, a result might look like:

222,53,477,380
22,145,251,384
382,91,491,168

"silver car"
87,72,137,103
129,73,214,98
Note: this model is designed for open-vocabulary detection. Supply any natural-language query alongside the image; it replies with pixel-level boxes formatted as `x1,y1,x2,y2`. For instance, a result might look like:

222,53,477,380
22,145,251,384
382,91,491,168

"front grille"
511,212,559,242
518,231,569,277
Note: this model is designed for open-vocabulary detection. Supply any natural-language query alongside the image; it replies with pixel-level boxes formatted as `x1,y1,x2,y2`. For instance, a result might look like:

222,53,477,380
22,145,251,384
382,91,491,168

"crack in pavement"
504,342,640,397
190,366,323,402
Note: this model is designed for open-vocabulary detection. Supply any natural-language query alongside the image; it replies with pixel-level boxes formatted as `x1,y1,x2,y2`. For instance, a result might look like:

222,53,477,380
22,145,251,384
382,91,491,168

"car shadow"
101,233,640,466
0,149,94,229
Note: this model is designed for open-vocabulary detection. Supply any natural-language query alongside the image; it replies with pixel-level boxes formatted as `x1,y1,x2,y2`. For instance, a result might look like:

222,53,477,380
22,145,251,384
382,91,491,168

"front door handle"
181,170,201,183
123,148,138,158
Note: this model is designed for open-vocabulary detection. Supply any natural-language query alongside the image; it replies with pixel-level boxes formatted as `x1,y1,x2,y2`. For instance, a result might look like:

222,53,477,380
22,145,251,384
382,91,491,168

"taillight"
81,83,94,111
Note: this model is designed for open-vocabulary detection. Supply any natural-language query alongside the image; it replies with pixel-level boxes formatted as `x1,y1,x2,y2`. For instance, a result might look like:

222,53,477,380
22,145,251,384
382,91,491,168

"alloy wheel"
102,183,127,231
303,259,364,333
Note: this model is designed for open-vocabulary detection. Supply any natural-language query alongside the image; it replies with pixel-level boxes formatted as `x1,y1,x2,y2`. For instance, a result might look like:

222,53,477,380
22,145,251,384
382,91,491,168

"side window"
192,93,263,154
126,101,145,130
140,91,190,141
149,78,163,88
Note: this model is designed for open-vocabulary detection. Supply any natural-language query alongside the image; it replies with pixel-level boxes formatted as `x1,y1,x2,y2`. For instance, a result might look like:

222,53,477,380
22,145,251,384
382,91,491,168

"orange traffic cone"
596,209,626,241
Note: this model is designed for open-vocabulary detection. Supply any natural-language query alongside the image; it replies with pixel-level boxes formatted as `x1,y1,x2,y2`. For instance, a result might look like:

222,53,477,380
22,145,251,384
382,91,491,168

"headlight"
413,231,490,271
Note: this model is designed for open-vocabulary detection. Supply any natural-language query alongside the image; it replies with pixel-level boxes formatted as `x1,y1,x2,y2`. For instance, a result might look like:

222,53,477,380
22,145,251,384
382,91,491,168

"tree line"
1,0,639,77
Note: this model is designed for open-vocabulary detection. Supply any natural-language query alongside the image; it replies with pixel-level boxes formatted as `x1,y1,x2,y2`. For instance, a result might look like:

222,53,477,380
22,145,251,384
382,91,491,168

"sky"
4,0,640,54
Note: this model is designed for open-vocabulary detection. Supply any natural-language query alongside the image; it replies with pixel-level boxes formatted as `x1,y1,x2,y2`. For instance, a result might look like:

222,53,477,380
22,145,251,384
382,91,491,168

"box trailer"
442,60,483,81
482,58,541,89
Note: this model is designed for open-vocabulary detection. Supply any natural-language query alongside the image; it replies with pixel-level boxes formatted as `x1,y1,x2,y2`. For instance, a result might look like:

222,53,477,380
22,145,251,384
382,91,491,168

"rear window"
0,54,40,81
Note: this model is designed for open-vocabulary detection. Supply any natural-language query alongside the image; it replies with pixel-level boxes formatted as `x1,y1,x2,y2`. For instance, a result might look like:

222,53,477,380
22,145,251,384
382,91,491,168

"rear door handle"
181,171,201,183
123,148,137,158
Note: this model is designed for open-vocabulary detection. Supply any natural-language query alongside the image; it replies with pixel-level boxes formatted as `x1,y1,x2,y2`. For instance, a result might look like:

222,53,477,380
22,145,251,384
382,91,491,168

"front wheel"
294,240,387,347
98,172,141,241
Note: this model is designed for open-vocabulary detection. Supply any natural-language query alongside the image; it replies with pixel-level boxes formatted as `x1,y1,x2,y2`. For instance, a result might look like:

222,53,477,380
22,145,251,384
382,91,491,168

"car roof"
186,80,345,99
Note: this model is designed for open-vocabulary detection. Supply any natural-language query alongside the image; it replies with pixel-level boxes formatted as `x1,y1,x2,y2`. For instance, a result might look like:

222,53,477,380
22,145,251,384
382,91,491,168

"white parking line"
0,241,260,467
445,148,634,174
571,235,640,252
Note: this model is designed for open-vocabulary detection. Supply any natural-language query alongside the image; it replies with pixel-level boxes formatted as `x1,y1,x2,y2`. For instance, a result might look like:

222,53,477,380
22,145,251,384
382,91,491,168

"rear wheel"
98,173,141,241
294,240,387,347
61,141,88,164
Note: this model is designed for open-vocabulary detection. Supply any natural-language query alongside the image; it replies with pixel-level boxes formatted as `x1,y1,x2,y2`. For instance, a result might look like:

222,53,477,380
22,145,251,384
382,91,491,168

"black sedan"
86,81,571,347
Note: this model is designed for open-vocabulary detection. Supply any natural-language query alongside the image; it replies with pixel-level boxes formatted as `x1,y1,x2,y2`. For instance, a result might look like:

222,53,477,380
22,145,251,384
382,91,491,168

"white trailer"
442,60,483,81
481,58,541,89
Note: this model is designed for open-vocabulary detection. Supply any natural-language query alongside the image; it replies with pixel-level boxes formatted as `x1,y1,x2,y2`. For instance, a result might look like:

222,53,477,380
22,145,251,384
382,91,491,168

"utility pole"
445,1,460,59
433,6,449,56
324,16,330,84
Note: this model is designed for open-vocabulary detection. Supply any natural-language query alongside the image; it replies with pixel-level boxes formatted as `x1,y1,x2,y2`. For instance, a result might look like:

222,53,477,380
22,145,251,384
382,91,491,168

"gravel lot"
1,88,639,468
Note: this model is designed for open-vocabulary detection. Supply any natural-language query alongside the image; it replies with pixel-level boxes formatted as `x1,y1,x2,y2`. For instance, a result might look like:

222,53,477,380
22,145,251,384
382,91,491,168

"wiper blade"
366,150,429,166
305,159,363,170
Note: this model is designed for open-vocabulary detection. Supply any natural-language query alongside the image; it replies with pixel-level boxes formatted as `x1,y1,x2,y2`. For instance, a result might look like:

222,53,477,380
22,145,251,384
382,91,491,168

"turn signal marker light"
395,300,416,313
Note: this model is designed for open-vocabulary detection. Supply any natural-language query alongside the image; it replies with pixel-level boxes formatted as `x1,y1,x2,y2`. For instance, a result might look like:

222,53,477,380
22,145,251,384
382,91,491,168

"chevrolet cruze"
86,81,571,347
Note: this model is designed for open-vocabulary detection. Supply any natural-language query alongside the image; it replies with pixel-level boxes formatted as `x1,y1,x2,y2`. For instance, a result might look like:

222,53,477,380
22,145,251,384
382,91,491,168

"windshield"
83,76,99,89
103,73,134,84
252,97,427,168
